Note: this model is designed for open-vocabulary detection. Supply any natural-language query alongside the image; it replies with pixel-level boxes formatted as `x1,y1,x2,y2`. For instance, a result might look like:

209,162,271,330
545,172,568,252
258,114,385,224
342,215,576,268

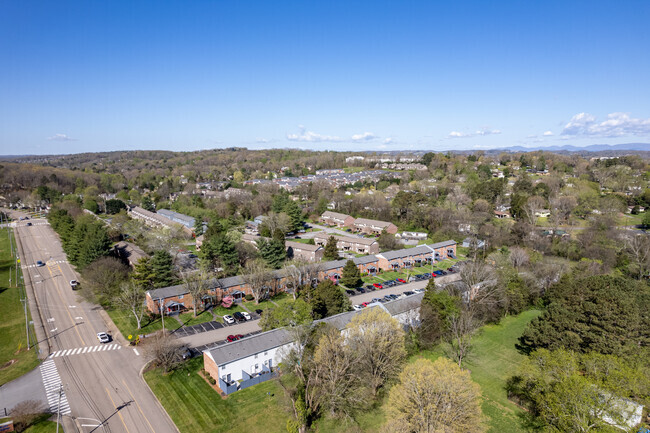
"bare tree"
182,270,210,317
346,308,406,396
623,233,650,279
509,247,529,269
447,308,480,367
523,195,547,226
282,260,322,300
310,328,364,417
11,400,46,431
142,332,183,373
114,281,147,330
260,211,291,237
242,259,273,304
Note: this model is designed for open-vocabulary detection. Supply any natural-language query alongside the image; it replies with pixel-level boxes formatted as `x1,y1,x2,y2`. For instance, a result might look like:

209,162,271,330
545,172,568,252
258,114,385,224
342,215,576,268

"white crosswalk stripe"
48,344,122,358
40,359,71,415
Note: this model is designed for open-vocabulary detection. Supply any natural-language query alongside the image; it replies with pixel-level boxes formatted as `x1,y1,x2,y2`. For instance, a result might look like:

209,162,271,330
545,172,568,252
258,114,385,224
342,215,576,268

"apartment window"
264,351,268,356
255,354,258,359
255,364,259,370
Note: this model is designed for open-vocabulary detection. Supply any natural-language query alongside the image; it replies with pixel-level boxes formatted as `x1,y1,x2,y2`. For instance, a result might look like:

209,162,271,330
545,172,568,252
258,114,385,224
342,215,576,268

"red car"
226,335,237,342
235,334,244,340
397,278,407,283
373,283,383,289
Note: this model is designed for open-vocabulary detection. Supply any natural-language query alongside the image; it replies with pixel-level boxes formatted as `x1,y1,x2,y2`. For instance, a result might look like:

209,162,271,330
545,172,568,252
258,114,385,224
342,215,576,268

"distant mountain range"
482,143,649,152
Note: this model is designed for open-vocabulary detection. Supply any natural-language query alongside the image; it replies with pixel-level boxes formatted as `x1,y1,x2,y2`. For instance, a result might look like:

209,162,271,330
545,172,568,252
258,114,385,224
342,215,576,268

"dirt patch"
0,359,17,370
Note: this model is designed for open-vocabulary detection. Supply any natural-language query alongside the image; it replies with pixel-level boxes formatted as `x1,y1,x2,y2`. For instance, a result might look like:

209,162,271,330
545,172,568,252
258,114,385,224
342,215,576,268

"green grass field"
415,309,542,433
0,416,58,433
0,228,39,386
145,309,540,433
106,308,182,339
144,357,291,433
178,310,216,326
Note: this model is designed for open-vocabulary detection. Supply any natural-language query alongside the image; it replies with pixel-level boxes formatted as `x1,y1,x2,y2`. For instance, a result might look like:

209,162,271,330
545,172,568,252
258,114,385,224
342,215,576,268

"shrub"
244,294,254,301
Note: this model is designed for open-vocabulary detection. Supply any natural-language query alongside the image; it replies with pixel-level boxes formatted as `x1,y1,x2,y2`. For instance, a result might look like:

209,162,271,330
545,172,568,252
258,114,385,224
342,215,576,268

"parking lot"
348,271,461,305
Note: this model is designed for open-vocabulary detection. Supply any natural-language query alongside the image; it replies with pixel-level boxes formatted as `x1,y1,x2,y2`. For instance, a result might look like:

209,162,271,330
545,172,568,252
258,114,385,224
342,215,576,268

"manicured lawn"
144,357,291,433
0,416,58,433
253,292,294,310
414,309,542,433
178,310,215,327
211,304,246,317
106,308,181,339
0,228,40,386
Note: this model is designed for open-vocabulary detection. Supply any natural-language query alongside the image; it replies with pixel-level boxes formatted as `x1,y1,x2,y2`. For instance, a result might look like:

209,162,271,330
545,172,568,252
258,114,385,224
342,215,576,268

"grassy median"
0,227,39,386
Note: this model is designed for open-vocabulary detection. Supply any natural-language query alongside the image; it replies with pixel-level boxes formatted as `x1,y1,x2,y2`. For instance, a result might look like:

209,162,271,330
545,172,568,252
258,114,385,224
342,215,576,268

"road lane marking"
133,348,140,356
105,387,133,433
47,263,86,346
122,380,156,433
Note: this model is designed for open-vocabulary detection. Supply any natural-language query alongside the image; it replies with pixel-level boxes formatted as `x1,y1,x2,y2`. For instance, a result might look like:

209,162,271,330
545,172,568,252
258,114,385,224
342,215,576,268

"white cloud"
448,128,501,139
256,138,270,143
47,133,77,141
543,130,554,136
287,126,380,143
287,126,343,142
351,132,376,142
383,138,393,144
561,112,650,137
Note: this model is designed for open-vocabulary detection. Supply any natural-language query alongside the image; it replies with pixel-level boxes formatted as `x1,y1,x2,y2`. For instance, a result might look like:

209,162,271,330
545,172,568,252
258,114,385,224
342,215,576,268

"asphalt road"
3,210,178,433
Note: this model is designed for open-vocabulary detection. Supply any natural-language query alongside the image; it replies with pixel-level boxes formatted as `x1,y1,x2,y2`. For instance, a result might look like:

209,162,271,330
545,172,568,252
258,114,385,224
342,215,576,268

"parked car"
396,278,407,284
388,294,399,300
97,332,111,343
371,298,382,303
433,270,444,276
383,295,393,302
36,260,44,267
26,222,32,226
223,315,235,324
255,309,263,315
373,283,383,289
235,334,244,340
365,285,375,291
233,312,246,322
403,291,415,296
226,335,238,342
69,280,79,289
413,288,425,294
355,287,366,294
241,312,251,321
345,289,356,296
353,304,362,311
422,273,432,279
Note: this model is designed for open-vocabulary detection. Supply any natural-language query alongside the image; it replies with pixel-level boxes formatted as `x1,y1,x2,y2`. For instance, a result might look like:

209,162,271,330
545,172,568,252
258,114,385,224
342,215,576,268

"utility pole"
21,298,29,349
159,298,165,333
55,384,62,433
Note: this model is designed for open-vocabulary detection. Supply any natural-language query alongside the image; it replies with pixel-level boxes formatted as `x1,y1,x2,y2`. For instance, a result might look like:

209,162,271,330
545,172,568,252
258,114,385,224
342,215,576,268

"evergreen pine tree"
193,217,204,236
323,235,340,261
341,259,362,288
284,200,304,232
132,257,155,290
151,250,175,288
141,195,155,211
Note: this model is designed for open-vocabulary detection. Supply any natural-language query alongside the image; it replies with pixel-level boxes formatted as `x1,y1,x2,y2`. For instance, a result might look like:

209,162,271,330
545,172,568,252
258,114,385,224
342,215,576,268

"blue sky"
1,1,649,154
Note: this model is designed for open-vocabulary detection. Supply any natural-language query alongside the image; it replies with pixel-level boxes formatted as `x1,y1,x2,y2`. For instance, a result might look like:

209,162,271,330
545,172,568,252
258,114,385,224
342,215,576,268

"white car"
223,315,235,324
413,288,425,294
352,304,362,311
241,312,251,321
97,332,110,343
70,280,79,288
